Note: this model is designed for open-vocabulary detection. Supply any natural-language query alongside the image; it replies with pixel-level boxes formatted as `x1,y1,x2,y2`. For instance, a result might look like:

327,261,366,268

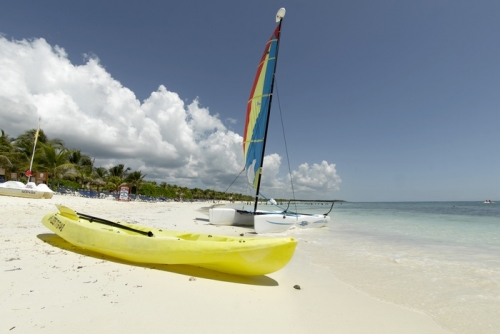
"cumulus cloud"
290,161,342,195
0,36,341,198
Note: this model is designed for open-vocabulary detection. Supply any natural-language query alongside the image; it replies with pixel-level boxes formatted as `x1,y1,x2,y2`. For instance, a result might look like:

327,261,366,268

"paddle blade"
56,204,80,221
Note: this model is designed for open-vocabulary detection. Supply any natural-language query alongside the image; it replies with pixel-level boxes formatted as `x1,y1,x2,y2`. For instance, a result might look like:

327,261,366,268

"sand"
0,195,450,333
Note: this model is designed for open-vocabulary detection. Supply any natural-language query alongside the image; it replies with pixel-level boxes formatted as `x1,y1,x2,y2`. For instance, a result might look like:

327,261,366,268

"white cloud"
0,36,341,198
261,153,285,188
290,161,342,195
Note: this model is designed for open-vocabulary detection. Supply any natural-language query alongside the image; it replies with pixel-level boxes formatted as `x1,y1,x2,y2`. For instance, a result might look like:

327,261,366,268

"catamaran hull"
254,213,330,234
209,208,256,226
209,208,285,227
209,208,330,233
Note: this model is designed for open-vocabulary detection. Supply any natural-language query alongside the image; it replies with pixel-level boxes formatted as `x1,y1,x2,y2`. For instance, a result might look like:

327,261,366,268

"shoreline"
1,195,449,333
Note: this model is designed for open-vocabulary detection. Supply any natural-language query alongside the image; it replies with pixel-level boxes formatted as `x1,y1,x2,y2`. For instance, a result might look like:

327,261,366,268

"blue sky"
1,0,499,201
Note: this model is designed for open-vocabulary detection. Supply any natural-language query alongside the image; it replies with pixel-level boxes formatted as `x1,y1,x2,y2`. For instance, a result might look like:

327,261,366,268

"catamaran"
209,8,332,233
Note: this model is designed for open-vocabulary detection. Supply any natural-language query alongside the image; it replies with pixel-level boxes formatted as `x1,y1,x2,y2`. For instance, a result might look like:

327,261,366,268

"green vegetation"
0,127,252,201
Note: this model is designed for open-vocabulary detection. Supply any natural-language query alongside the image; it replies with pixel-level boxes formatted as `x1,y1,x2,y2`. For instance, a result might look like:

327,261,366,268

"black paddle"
75,211,154,237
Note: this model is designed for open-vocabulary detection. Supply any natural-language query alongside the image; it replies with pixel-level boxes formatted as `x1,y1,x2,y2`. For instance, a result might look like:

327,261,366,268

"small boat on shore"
0,181,53,199
0,119,54,199
42,205,298,276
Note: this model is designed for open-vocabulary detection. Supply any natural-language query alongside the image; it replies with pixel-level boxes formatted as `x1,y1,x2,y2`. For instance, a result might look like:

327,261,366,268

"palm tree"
180,186,192,199
91,166,108,189
0,129,13,150
12,128,53,163
192,187,203,200
203,189,215,201
109,164,131,178
160,182,176,198
9,128,66,177
68,150,93,168
125,171,147,194
94,166,109,179
106,176,123,192
107,164,131,191
37,142,73,188
68,150,94,188
0,155,12,168
0,129,15,173
9,131,33,171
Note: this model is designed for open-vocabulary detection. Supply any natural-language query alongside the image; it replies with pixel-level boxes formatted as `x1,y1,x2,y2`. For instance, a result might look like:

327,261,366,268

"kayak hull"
41,205,297,276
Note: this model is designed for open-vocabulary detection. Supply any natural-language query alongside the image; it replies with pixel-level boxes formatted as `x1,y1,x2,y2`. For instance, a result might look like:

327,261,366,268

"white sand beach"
1,195,450,333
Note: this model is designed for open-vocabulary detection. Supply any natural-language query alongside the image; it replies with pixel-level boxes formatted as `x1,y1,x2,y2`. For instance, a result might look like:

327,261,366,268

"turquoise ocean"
249,201,500,333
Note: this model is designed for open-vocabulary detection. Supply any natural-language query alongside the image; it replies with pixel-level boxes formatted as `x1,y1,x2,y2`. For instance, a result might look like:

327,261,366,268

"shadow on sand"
37,233,278,287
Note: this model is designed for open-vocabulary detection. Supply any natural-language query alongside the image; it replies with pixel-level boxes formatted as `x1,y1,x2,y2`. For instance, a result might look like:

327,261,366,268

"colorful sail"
243,24,282,190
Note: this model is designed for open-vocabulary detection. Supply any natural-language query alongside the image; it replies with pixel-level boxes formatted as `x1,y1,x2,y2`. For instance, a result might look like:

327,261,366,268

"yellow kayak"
41,205,298,276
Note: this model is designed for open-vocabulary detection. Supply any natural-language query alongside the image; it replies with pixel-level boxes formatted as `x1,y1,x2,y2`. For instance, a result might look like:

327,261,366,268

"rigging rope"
222,168,245,194
273,77,298,214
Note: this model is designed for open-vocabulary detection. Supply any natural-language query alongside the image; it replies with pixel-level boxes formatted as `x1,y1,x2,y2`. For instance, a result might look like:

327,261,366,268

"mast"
28,118,40,182
253,8,286,213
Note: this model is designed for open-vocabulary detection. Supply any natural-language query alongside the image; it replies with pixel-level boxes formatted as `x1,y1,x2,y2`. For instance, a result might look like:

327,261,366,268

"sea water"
255,201,500,333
